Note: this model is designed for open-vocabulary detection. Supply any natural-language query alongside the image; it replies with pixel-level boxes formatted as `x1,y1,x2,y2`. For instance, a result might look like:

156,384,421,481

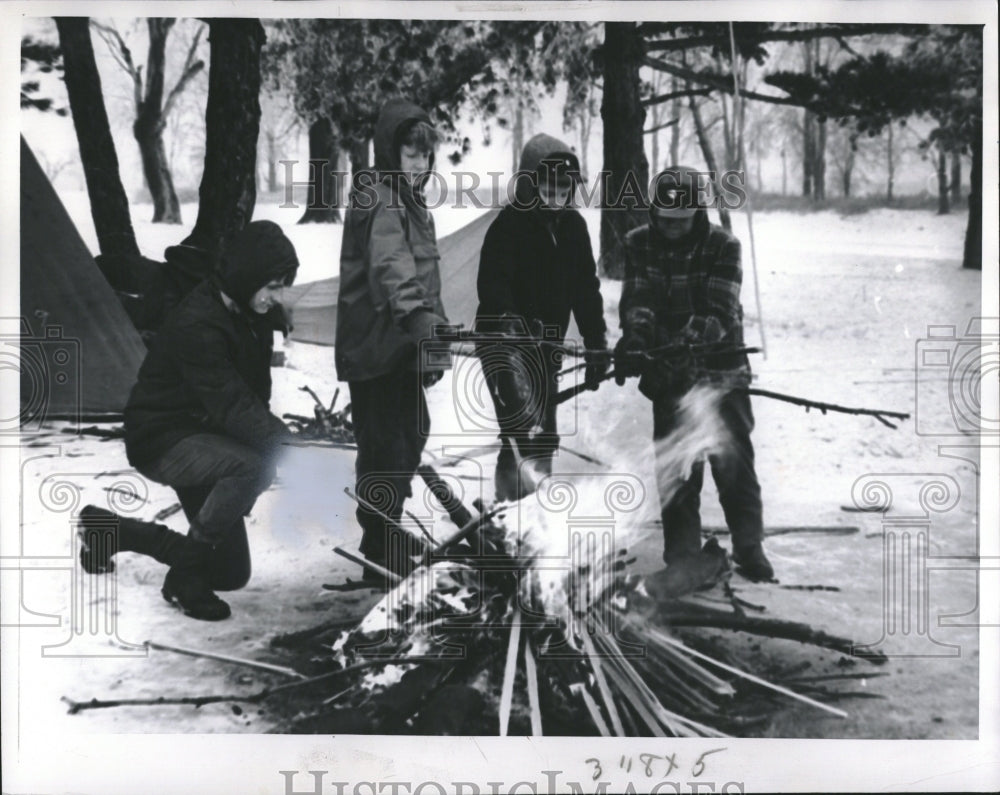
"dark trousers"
349,371,429,567
653,389,763,562
136,433,276,590
479,343,559,502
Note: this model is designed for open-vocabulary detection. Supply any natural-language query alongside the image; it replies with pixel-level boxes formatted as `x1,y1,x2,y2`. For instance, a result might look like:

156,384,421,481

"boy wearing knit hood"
475,133,608,501
77,220,299,620
617,166,772,582
336,98,450,578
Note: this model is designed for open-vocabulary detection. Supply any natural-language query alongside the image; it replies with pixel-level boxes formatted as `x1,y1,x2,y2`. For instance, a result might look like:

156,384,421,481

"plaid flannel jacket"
620,220,751,386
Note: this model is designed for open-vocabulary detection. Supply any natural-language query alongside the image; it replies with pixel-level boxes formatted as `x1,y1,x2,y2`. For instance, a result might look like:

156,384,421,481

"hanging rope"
728,22,768,359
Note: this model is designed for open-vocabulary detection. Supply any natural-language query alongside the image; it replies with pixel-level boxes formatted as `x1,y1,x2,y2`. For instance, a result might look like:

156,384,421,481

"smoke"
653,384,734,507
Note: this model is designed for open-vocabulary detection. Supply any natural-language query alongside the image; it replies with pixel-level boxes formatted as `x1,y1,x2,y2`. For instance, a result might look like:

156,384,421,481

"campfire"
268,469,886,735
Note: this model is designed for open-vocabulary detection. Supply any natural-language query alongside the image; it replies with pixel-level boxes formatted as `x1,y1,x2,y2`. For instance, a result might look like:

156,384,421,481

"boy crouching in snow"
77,220,299,621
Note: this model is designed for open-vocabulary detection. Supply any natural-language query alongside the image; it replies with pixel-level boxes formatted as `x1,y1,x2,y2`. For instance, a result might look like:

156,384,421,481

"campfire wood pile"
61,467,887,733
266,470,887,736
283,385,356,446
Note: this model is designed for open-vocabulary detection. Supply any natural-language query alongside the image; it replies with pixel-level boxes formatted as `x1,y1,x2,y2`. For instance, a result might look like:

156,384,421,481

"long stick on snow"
144,640,306,680
656,632,848,718
499,608,522,736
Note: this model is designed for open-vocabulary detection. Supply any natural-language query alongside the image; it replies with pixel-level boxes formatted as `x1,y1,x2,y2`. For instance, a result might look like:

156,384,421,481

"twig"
62,659,401,714
652,603,888,664
745,388,909,428
499,608,522,736
332,546,402,584
145,640,305,680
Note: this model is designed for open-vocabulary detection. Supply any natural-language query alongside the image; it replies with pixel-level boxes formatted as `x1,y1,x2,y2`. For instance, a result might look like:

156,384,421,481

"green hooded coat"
335,99,449,382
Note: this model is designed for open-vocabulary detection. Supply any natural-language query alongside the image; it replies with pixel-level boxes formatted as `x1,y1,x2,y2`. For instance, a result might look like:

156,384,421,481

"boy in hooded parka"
475,133,608,502
77,220,300,621
336,99,450,578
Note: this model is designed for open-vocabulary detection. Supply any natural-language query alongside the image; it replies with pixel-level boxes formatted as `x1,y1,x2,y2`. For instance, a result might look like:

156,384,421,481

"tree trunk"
886,123,894,204
600,22,649,278
54,17,141,269
781,148,787,195
962,121,981,270
950,149,962,205
299,117,342,223
266,130,278,193
578,106,591,177
936,144,950,215
802,109,815,198
349,137,371,173
133,19,182,224
669,75,681,166
180,19,264,259
814,118,827,201
842,148,855,198
512,101,525,174
135,123,182,223
689,94,731,231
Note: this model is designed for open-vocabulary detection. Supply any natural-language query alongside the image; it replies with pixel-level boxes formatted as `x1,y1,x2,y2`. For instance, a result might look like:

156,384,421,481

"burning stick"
499,607,522,736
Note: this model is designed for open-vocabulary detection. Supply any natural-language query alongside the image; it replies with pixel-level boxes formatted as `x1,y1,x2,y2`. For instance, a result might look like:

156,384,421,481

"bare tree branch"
90,20,142,110
162,22,205,119
642,87,712,107
643,23,932,53
645,55,810,110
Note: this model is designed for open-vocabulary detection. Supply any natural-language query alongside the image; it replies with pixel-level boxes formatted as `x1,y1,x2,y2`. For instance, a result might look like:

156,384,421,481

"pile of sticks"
283,385,356,446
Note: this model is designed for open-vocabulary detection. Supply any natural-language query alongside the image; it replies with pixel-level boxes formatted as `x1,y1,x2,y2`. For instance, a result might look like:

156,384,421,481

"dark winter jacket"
124,221,298,466
335,99,449,382
620,209,751,383
474,134,607,350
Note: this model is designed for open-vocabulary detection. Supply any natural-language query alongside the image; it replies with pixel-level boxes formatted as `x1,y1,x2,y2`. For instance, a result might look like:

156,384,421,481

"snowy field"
10,192,984,740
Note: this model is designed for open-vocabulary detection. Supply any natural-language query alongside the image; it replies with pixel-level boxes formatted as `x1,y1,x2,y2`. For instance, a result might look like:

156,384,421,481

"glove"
613,335,648,385
584,349,611,391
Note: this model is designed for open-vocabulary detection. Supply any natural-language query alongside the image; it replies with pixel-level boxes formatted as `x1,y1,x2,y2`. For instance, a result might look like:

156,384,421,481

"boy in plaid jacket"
617,166,772,581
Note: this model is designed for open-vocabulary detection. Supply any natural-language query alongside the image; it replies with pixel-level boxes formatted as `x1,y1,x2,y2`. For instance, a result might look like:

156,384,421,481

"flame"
653,384,733,506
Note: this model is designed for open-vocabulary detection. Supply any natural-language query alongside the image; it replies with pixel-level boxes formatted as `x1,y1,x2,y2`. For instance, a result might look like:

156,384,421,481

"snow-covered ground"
9,192,984,741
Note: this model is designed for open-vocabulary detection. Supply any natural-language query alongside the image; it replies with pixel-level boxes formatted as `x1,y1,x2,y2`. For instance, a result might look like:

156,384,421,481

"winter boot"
732,543,775,582
76,504,189,573
76,505,120,574
161,538,231,621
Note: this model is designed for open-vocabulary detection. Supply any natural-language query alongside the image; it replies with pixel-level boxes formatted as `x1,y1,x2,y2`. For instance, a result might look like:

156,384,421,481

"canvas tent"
284,208,500,346
19,136,147,423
